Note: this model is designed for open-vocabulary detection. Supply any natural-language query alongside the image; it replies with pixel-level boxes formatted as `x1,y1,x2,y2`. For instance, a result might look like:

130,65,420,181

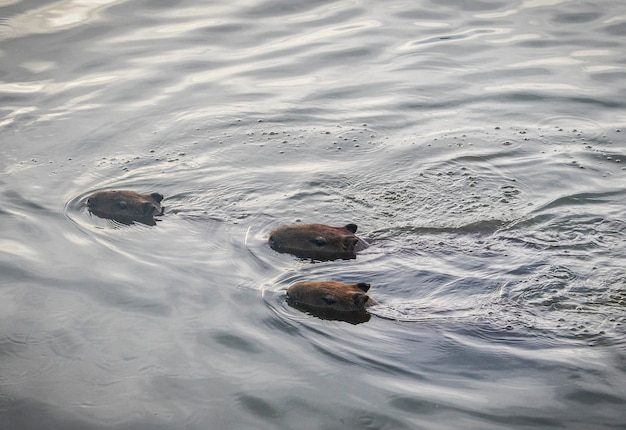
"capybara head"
286,281,375,312
268,223,367,261
86,190,164,226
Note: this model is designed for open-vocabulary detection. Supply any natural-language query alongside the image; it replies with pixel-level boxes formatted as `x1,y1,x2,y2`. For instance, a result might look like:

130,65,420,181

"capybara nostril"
313,237,327,247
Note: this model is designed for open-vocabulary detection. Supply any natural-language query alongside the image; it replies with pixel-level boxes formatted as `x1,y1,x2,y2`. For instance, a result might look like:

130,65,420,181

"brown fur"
286,281,376,312
86,190,164,226
268,223,368,260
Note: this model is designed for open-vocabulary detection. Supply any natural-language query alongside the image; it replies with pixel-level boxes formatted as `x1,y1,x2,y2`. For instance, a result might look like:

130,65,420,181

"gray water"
1,0,625,429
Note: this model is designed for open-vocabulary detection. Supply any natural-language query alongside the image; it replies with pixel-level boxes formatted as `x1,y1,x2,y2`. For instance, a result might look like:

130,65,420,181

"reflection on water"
0,0,123,40
1,0,625,428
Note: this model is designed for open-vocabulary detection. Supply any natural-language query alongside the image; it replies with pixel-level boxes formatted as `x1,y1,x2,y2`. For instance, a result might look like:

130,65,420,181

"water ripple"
2,0,626,428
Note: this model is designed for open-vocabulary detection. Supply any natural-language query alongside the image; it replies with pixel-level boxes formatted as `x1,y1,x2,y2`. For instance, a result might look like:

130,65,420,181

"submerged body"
268,223,368,260
86,190,164,226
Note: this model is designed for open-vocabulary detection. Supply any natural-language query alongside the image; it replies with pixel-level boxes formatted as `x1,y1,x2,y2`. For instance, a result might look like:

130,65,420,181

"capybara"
286,281,376,312
86,190,164,226
268,223,368,260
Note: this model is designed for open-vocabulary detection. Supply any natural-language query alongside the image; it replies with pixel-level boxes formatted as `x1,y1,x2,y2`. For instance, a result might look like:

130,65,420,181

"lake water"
1,0,625,428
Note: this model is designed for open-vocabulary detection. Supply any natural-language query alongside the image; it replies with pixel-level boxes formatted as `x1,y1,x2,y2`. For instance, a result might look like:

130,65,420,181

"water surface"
1,0,625,428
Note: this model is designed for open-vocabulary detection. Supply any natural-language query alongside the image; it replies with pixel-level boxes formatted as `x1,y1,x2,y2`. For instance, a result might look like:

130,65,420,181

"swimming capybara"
286,281,377,324
86,190,164,226
286,281,376,312
268,223,368,260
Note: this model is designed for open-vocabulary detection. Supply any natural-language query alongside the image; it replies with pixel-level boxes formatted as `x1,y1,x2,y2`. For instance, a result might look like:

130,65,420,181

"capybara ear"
356,282,370,292
150,193,164,203
345,223,358,234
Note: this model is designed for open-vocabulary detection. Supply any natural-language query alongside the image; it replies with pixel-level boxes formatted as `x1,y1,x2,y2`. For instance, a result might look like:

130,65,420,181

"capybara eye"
321,296,336,305
118,201,128,210
313,237,327,247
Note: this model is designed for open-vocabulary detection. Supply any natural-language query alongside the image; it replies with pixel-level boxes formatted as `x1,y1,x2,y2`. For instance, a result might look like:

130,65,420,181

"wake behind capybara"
86,190,164,226
268,223,368,260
